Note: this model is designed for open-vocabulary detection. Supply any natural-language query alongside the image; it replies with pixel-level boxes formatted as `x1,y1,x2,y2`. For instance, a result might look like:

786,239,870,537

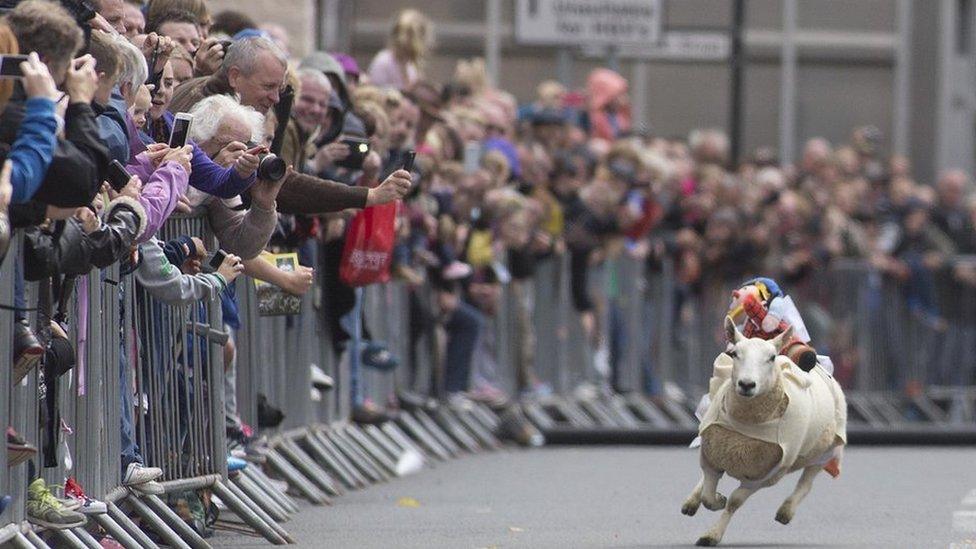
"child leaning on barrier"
135,233,244,306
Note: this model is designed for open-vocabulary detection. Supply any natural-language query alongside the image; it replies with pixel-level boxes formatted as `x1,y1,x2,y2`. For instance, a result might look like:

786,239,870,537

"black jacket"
0,91,111,227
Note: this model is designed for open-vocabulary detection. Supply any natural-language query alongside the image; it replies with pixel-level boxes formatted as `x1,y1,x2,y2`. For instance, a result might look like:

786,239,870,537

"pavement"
213,446,975,548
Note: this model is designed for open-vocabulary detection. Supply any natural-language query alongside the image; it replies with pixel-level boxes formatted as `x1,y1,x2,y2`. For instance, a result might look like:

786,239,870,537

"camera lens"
256,153,287,181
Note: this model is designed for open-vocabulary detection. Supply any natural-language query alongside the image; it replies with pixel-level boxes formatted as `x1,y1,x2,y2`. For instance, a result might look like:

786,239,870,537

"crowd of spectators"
1,0,974,539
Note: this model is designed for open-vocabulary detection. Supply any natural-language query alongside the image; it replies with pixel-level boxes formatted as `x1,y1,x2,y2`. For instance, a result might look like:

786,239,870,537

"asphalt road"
214,446,976,548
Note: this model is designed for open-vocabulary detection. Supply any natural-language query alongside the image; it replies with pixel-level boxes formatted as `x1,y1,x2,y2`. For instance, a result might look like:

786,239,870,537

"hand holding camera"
366,169,412,207
162,145,193,174
193,38,225,76
65,54,98,104
250,165,292,210
214,250,244,283
240,143,287,182
19,53,59,101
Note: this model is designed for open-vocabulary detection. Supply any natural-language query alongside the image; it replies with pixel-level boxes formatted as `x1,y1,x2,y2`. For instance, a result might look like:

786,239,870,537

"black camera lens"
256,153,287,181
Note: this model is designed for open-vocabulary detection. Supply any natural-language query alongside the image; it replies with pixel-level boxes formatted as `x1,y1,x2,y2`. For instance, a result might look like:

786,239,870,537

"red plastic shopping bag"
339,202,398,287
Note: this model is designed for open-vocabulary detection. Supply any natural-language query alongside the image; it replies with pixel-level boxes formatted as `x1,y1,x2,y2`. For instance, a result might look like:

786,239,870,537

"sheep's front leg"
699,457,726,511
696,483,758,546
681,476,704,516
775,465,821,524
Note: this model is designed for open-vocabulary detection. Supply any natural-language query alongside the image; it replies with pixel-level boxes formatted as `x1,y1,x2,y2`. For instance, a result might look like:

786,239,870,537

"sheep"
681,316,847,546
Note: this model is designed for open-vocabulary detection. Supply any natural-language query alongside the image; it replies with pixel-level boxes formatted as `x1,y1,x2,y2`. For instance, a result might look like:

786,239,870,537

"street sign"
581,31,731,61
515,0,662,47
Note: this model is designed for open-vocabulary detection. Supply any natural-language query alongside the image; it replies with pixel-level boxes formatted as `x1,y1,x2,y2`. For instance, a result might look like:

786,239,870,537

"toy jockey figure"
726,277,819,372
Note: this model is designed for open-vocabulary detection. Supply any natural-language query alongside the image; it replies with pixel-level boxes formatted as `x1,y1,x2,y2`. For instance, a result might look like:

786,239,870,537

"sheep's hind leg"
699,459,726,511
775,465,821,525
681,476,704,516
696,483,758,546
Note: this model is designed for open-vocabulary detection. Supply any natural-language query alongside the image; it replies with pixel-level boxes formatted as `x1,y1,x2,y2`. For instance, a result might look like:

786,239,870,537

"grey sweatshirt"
136,236,227,305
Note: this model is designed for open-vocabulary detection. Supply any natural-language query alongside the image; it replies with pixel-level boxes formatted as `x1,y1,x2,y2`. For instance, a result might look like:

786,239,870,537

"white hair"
189,95,266,144
220,36,287,77
115,34,148,91
296,67,331,91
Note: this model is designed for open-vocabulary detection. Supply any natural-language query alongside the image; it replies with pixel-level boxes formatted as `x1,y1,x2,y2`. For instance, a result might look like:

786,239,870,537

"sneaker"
122,463,162,486
310,365,334,391
361,342,399,372
257,394,284,428
466,384,509,410
7,427,37,467
13,321,43,385
442,261,473,280
351,402,395,425
64,478,107,514
26,478,86,529
395,390,439,413
130,481,164,496
227,456,248,473
0,494,11,515
496,406,545,448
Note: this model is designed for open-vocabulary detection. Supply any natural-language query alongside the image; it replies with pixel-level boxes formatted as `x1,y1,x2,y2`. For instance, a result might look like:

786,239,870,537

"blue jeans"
444,302,484,394
118,282,142,471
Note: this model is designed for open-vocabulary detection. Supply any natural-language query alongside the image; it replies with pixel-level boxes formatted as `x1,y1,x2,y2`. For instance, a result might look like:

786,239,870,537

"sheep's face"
724,316,793,398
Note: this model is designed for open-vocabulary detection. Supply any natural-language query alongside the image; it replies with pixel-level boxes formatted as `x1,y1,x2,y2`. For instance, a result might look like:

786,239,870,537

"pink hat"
330,52,361,78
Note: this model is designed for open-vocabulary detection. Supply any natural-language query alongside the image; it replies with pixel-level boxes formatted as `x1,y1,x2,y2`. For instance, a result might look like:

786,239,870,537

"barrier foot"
70,526,103,549
22,529,48,549
301,433,360,490
135,494,211,549
106,501,160,549
393,414,450,461
432,408,481,453
336,424,393,482
232,474,291,522
471,403,502,431
310,431,370,488
413,410,462,456
277,439,341,496
123,494,192,549
211,480,288,545
343,425,399,475
522,401,557,430
52,527,90,549
244,467,300,514
10,532,35,549
363,425,430,472
221,478,294,544
381,422,435,465
90,512,143,549
325,429,383,482
452,406,503,449
265,448,331,505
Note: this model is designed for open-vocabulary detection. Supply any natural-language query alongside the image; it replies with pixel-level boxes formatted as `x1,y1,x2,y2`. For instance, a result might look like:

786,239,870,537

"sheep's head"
724,316,793,398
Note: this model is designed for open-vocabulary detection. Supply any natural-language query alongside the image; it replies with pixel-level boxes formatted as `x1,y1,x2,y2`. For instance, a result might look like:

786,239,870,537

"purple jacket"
126,153,188,242
138,111,255,199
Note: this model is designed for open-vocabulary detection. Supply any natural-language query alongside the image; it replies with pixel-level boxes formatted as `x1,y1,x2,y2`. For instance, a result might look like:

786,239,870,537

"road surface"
214,446,975,548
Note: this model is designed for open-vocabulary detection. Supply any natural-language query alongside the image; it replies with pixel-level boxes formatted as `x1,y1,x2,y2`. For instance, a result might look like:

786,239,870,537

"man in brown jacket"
170,36,411,213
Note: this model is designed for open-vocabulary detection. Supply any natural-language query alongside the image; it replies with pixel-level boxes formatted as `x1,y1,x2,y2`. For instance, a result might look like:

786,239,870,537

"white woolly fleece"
104,196,149,241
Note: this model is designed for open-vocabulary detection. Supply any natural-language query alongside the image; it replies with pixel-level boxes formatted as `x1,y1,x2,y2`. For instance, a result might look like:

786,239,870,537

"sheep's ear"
724,316,743,344
771,324,794,351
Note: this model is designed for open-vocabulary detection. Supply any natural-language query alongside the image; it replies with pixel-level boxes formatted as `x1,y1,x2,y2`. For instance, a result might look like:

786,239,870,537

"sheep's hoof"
702,493,727,511
696,534,720,546
775,504,794,525
681,500,700,516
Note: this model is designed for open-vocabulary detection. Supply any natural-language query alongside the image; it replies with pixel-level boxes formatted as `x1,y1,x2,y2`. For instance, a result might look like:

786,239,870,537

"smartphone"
401,150,416,172
107,160,132,192
208,249,227,271
169,112,194,148
0,54,28,79
335,137,370,170
463,141,482,174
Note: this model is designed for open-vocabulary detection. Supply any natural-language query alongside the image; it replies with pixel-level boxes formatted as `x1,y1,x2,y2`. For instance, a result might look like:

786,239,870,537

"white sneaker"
130,481,164,496
310,365,334,391
122,463,163,486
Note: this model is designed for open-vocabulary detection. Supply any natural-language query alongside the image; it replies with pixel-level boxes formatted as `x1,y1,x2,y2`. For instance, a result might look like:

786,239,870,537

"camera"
247,142,287,182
